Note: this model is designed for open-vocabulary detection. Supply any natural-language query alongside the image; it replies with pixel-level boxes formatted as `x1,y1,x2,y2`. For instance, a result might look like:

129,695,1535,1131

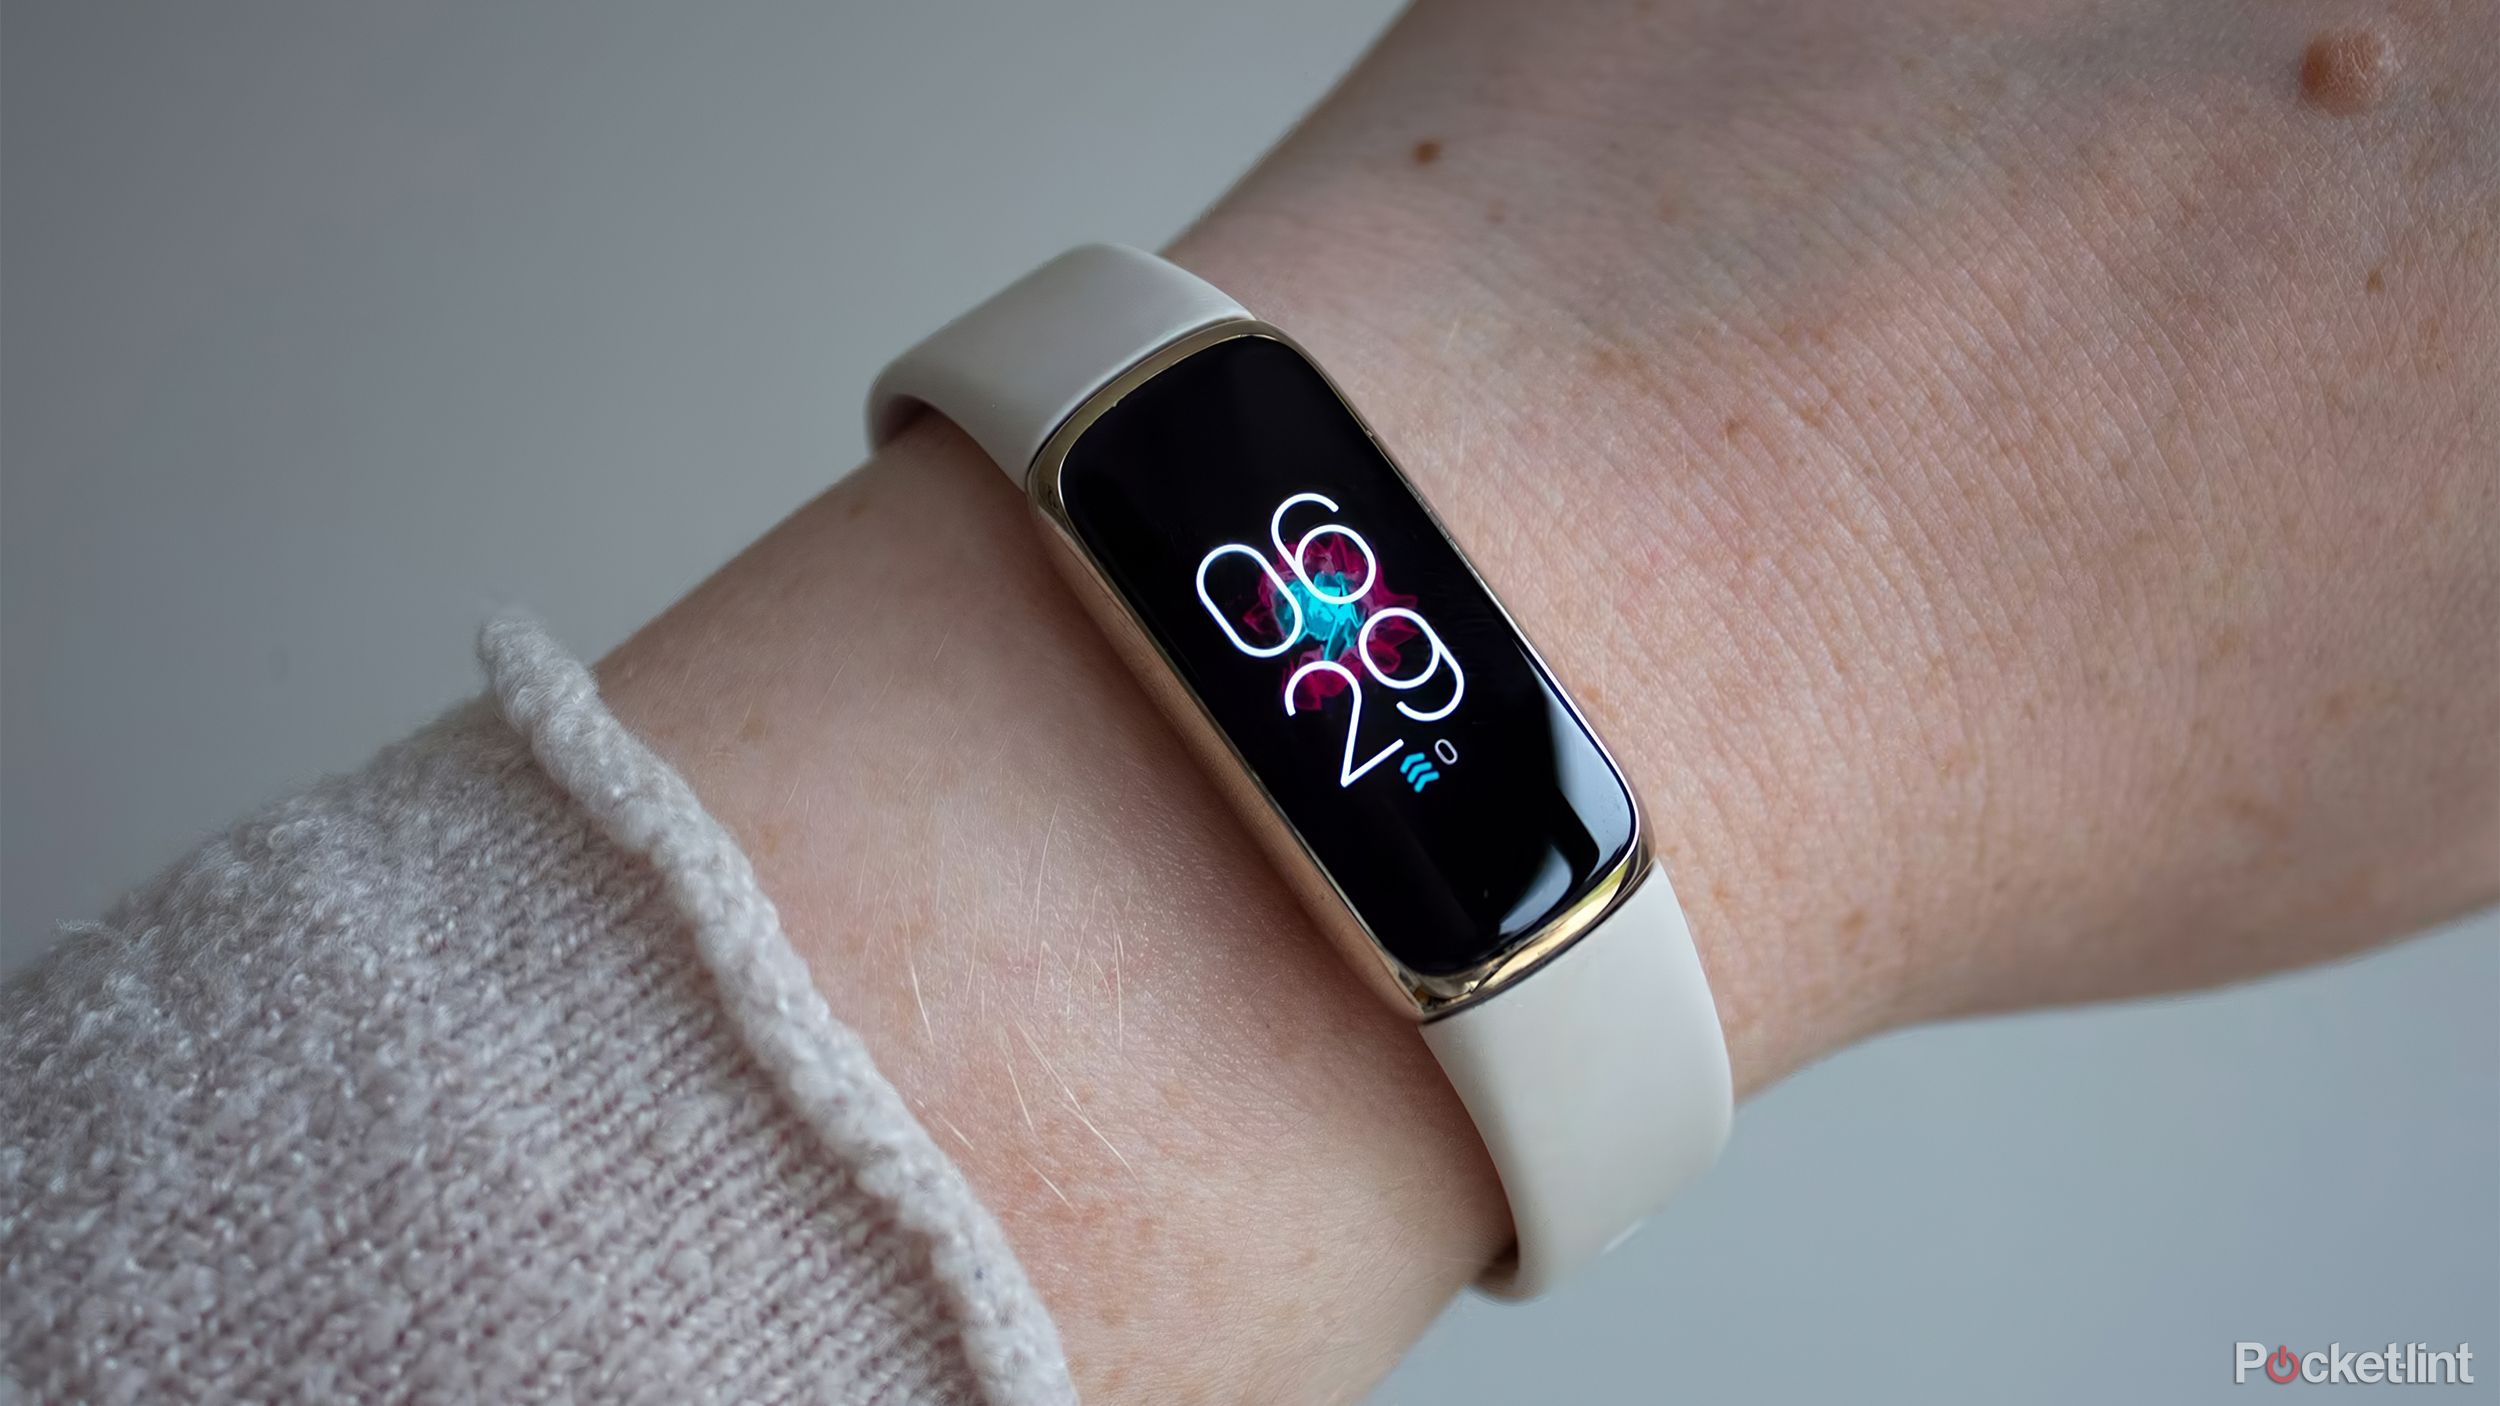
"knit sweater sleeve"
0,615,1074,1406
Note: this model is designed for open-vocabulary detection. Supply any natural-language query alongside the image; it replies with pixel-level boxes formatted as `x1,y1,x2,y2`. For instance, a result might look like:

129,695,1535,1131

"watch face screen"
1052,333,1636,977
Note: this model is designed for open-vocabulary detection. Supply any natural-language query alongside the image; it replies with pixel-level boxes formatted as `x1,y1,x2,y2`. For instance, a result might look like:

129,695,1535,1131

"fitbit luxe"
869,245,1732,1297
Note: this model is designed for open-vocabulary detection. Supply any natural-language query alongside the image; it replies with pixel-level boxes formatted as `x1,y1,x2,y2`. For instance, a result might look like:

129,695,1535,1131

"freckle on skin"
1587,344,1636,380
1410,139,1442,166
2366,266,2387,294
2300,29,2397,116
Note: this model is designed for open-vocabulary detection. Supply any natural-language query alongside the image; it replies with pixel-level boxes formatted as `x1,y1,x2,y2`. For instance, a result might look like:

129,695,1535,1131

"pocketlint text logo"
2235,1342,2475,1386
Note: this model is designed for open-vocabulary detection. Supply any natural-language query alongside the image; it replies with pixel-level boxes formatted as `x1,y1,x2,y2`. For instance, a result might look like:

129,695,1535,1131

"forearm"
601,0,2497,1399
1178,0,2499,1015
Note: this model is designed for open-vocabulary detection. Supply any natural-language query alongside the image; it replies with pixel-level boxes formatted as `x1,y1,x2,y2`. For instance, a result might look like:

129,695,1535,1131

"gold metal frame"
1027,320,1649,1021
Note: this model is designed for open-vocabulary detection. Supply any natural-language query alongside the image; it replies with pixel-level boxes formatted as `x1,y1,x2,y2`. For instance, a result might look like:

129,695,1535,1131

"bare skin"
602,0,2498,1399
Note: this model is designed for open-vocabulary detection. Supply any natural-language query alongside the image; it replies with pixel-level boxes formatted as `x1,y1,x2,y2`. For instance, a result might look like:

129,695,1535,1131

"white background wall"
5,5,2492,1401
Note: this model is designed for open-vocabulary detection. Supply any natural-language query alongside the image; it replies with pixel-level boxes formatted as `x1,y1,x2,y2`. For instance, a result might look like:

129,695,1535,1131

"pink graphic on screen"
1240,533,1420,710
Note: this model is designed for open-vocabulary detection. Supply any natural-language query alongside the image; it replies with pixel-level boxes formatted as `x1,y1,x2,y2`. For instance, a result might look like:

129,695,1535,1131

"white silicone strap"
867,244,1247,481
862,244,1732,1298
1423,866,1732,1297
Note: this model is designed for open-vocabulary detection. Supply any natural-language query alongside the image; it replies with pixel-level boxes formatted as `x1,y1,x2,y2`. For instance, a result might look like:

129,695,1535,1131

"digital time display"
1052,333,1636,978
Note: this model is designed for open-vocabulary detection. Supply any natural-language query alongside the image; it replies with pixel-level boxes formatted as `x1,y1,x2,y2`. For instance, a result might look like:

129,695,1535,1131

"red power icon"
2267,1346,2301,1383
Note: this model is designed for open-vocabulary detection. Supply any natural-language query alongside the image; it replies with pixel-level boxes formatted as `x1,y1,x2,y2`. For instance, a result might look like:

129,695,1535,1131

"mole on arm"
2300,29,2397,116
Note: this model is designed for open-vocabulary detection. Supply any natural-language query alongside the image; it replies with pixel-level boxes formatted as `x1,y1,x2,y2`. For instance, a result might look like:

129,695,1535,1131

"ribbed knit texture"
0,615,1075,1405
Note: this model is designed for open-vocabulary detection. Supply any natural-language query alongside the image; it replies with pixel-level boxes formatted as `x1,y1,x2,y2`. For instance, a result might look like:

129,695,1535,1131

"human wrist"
1163,203,1925,1090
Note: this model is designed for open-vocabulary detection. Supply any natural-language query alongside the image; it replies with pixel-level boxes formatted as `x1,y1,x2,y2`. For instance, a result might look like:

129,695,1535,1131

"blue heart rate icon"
1398,752,1441,792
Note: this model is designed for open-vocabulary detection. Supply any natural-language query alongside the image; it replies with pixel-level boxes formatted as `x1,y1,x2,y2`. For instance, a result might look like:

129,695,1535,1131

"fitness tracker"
868,245,1732,1297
